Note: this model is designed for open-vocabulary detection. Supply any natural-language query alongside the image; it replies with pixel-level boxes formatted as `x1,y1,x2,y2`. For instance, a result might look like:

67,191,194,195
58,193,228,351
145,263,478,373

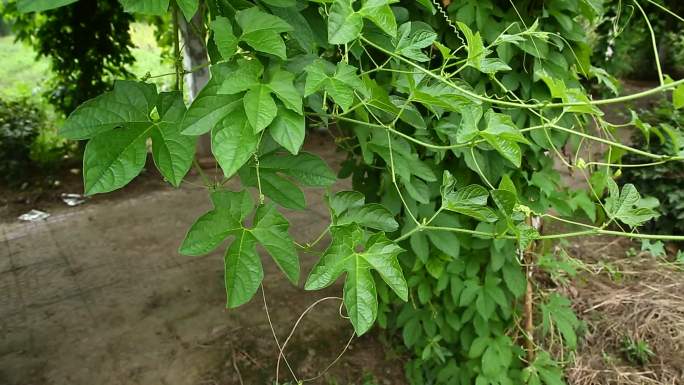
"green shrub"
0,97,70,187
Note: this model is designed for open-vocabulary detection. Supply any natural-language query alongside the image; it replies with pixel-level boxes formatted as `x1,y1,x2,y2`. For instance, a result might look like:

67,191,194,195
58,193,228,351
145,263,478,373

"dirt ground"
0,135,407,385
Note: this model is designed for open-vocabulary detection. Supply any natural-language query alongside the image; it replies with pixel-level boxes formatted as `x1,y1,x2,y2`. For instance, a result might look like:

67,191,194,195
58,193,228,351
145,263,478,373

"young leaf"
604,179,658,227
393,22,437,62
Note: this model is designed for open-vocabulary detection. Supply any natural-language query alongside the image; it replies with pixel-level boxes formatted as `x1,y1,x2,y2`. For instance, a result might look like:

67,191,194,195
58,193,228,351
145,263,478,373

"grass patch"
0,22,174,100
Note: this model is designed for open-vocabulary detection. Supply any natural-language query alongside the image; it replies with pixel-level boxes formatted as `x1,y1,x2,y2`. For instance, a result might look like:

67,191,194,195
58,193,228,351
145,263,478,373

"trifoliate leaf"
305,226,407,335
327,0,363,44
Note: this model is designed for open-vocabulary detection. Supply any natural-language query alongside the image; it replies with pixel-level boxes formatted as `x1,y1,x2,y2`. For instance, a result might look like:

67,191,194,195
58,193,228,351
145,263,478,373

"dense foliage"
2,0,135,114
15,1,684,384
593,0,684,78
622,100,684,238
0,97,70,187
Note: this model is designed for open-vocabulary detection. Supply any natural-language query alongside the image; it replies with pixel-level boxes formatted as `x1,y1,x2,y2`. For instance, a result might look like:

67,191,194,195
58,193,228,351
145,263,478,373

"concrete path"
0,175,404,385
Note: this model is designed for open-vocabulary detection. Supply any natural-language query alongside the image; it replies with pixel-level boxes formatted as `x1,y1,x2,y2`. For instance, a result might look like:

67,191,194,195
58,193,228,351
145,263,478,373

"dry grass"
544,237,684,385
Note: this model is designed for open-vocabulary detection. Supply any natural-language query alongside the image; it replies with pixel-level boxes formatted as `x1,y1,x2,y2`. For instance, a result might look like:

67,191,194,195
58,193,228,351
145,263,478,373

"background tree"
2,0,135,115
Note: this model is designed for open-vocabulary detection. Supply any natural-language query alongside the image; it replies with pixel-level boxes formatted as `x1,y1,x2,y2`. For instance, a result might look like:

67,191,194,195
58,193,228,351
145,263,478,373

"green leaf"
244,84,278,133
82,124,150,195
502,261,526,298
328,0,363,44
604,179,658,227
260,0,297,7
540,293,579,349
212,16,239,60
305,227,407,335
442,173,498,222
151,92,197,187
61,80,157,140
179,191,250,256
17,0,78,12
337,204,399,232
359,0,397,37
235,7,292,59
211,109,259,178
267,69,302,113
181,64,243,135
218,59,263,95
176,0,199,20
224,230,263,307
490,189,517,215
119,0,169,15
258,152,336,187
251,203,300,284
674,84,684,109
269,107,305,155
259,171,307,210
327,190,363,213
393,22,437,62
305,60,363,111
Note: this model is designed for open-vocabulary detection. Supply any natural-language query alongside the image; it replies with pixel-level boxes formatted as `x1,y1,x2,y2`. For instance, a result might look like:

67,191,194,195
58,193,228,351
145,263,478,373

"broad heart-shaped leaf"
251,203,300,284
211,109,259,178
224,230,263,307
269,107,305,155
151,92,197,187
267,69,302,113
176,0,199,20
329,191,398,232
181,63,243,135
604,179,658,227
17,0,77,12
328,0,363,44
244,85,278,133
61,80,157,140
212,16,238,60
83,124,150,195
179,190,251,256
235,7,292,59
359,0,397,38
305,226,407,335
239,166,307,210
119,0,169,15
257,152,337,187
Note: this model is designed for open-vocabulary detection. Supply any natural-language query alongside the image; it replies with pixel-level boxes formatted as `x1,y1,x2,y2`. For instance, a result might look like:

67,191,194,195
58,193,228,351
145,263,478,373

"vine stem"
171,0,182,93
359,36,684,109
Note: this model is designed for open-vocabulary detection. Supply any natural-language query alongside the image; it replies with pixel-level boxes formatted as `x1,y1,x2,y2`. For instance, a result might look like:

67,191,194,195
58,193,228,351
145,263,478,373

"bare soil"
0,133,407,385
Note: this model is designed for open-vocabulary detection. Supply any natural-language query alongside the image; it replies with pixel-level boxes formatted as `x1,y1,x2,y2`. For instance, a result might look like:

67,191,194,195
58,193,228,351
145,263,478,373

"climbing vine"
17,0,684,384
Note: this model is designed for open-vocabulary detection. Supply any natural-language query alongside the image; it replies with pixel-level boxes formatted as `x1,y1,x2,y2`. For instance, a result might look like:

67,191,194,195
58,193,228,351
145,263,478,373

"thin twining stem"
360,36,684,109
